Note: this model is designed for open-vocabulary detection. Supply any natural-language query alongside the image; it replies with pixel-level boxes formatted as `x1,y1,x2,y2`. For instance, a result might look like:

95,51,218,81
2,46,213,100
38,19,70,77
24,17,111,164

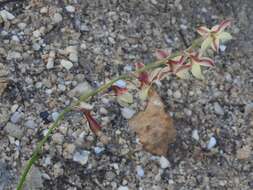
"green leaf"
219,32,232,42
139,86,151,101
191,64,204,80
117,92,133,107
200,37,212,54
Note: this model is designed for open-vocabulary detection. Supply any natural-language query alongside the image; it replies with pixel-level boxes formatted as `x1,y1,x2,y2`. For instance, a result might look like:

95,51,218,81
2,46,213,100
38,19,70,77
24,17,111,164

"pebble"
173,90,182,99
80,23,89,32
52,13,63,23
236,145,251,160
207,136,217,149
114,80,127,88
18,22,27,30
7,51,21,60
52,133,64,144
118,186,129,190
69,52,78,62
244,102,253,116
192,129,199,141
73,150,90,165
46,51,56,69
159,156,170,169
40,7,48,14
60,59,73,70
214,102,224,115
52,112,60,121
121,107,135,119
10,111,23,123
0,10,15,21
58,84,66,91
26,167,43,190
136,165,145,177
219,45,226,52
65,5,75,13
94,147,105,154
24,120,36,129
33,30,41,38
68,82,93,97
4,122,24,139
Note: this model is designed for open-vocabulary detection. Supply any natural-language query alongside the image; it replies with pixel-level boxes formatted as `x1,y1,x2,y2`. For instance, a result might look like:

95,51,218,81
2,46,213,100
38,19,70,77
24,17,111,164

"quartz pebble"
192,129,199,141
60,59,73,70
121,107,135,119
4,123,24,139
65,5,75,13
24,120,36,129
159,156,170,169
207,137,217,149
0,10,15,21
73,150,90,165
52,13,63,23
46,51,55,69
10,112,23,124
136,165,145,177
214,102,224,115
118,186,129,190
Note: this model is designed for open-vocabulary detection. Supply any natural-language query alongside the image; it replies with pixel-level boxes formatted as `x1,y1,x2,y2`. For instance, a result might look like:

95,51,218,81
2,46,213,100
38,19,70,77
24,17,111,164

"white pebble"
52,112,60,121
0,10,15,21
60,59,73,70
73,150,90,165
214,102,224,115
219,45,226,52
114,80,126,88
207,137,217,149
52,13,62,23
94,147,104,154
33,30,41,38
159,156,170,169
65,5,75,13
136,165,145,177
40,7,48,14
121,107,135,119
118,186,129,190
192,129,199,141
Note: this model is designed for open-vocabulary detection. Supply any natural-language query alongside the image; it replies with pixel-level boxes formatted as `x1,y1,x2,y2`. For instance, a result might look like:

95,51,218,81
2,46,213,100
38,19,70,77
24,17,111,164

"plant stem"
16,38,202,190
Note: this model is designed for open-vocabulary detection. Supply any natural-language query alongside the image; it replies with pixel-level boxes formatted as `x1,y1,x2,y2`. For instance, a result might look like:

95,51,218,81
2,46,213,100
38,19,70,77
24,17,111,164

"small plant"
16,19,232,190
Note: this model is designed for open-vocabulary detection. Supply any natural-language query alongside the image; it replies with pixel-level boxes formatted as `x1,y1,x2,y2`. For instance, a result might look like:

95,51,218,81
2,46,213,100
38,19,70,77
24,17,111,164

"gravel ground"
0,0,253,190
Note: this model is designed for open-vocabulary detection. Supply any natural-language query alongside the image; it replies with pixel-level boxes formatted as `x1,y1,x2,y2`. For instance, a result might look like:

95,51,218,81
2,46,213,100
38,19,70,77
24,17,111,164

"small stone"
46,51,56,69
73,150,90,165
236,145,251,160
52,133,64,144
80,23,89,32
214,102,224,115
159,156,170,169
136,165,145,177
118,186,129,190
80,43,87,49
65,5,75,13
18,22,27,30
52,13,62,23
11,35,19,42
68,82,93,97
219,45,226,52
58,84,66,91
4,122,24,139
60,59,73,70
94,147,104,154
173,90,181,99
40,7,48,14
52,112,60,121
244,102,253,116
7,51,21,60
0,10,15,21
11,104,19,113
192,129,199,141
33,30,41,38
32,43,41,51
69,53,78,62
63,143,76,159
10,111,23,123
207,136,217,149
121,107,135,119
26,167,43,190
114,80,126,88
24,120,36,129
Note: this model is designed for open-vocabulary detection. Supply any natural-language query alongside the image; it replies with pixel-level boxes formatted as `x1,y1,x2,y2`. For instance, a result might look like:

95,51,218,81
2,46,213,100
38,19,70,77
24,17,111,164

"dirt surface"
0,0,252,190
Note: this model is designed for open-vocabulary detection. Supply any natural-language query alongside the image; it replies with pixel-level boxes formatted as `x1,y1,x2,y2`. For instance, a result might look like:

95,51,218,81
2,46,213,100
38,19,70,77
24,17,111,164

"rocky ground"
0,0,253,190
